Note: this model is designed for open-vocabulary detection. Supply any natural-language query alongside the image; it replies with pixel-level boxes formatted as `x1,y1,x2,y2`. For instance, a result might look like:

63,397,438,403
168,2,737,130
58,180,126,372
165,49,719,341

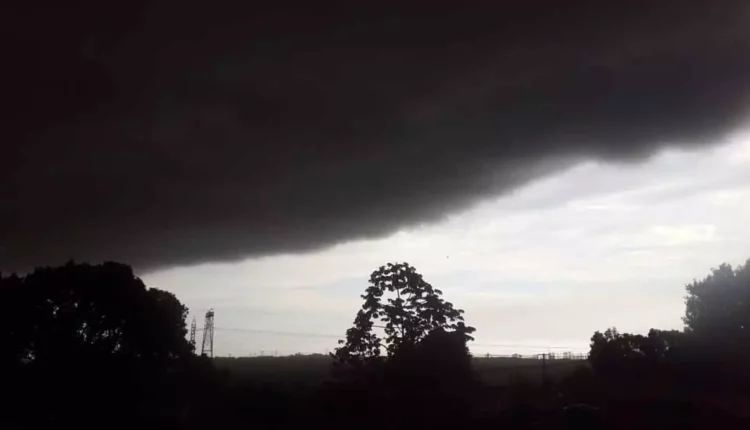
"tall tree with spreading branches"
334,262,475,366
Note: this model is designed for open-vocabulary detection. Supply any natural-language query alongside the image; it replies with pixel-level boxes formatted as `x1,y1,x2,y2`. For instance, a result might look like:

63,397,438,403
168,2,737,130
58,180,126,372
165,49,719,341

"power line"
200,325,585,350
471,342,585,350
212,326,341,339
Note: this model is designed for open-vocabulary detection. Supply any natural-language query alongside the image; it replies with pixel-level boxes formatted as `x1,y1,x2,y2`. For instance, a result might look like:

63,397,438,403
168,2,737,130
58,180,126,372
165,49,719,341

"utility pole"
200,309,215,358
189,317,197,350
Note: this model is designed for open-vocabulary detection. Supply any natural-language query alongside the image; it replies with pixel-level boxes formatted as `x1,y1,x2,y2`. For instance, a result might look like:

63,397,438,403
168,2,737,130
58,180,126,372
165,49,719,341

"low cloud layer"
146,138,750,355
4,2,750,272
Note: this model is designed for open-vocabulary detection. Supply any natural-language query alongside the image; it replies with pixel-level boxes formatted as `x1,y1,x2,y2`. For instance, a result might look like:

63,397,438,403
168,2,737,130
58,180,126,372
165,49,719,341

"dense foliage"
684,259,750,338
0,262,194,428
333,262,475,366
587,258,750,399
0,261,192,364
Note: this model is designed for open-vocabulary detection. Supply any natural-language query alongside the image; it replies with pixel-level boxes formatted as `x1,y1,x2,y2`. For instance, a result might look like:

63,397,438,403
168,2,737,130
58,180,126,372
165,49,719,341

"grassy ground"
212,354,587,386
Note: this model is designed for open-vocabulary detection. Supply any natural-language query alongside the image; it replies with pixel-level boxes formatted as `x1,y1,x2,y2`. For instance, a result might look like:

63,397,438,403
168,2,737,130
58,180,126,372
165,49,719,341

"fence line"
213,350,589,361
478,352,588,360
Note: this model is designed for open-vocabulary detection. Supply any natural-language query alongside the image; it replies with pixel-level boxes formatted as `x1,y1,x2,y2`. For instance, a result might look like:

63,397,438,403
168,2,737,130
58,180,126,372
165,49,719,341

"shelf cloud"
3,1,750,273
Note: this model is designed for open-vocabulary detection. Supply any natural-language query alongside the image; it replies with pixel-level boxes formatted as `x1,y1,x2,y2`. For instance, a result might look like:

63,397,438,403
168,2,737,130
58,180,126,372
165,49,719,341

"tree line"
586,261,750,402
1,258,749,428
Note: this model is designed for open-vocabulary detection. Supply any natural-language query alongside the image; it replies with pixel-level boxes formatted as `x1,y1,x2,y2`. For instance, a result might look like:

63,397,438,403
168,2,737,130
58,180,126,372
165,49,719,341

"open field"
212,354,588,386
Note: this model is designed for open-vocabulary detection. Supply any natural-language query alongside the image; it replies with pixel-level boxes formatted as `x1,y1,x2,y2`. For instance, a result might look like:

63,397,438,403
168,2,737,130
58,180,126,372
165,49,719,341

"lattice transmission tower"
200,309,215,357
189,317,197,350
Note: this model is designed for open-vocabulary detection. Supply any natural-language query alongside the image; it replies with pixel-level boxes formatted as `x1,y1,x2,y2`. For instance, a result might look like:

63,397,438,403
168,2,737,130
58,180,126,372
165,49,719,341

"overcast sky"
144,133,750,357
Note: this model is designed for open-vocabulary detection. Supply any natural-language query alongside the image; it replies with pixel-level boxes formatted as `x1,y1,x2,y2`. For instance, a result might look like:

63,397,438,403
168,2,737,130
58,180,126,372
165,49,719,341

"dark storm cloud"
3,1,750,273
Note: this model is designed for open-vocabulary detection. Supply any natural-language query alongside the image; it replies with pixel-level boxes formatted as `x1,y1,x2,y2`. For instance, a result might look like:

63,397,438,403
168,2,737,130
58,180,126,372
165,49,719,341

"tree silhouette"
684,259,750,339
681,259,750,391
333,262,475,366
588,259,750,376
0,261,191,365
589,327,684,371
587,259,750,401
387,327,475,391
0,261,194,427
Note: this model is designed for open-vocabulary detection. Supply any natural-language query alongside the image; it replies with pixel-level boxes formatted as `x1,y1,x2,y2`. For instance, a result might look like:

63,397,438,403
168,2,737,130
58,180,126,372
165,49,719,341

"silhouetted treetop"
586,258,750,399
0,261,191,366
334,262,474,366
589,327,685,371
684,259,750,339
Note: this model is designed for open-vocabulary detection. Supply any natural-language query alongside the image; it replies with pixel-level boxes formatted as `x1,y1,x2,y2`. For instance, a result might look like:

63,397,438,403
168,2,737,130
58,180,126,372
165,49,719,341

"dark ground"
213,354,585,386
